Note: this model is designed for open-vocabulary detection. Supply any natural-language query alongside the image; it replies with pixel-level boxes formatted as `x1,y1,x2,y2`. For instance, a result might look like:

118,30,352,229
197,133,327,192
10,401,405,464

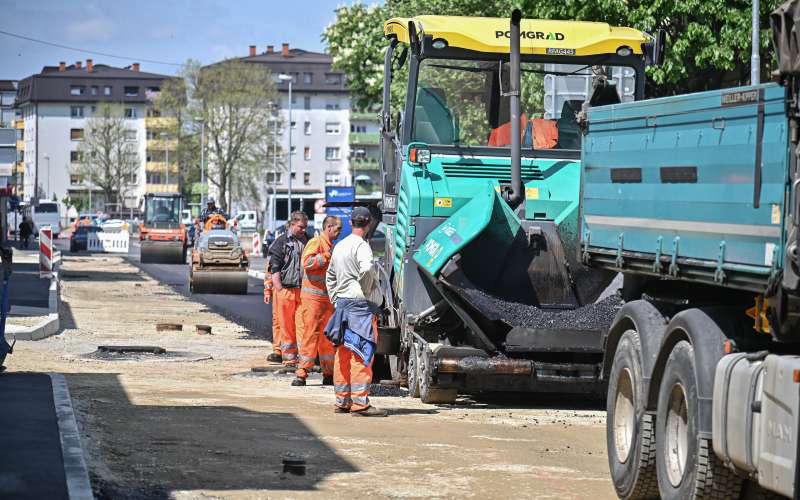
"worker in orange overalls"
268,212,309,367
263,271,282,363
291,215,343,386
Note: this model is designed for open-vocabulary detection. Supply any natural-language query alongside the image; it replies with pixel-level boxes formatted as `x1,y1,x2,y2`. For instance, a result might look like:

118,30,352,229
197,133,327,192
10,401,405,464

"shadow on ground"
67,373,358,499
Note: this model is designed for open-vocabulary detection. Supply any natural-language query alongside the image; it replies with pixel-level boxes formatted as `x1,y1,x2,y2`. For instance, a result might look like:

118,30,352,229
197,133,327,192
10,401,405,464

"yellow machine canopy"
384,15,648,57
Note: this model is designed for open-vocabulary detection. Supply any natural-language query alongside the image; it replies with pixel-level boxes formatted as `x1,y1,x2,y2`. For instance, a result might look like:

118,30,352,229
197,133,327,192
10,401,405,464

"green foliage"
323,0,781,109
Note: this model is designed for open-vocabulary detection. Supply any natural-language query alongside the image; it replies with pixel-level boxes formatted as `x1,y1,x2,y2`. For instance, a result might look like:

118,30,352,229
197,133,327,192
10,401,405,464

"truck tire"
656,341,741,499
419,346,457,404
407,342,421,398
606,330,659,499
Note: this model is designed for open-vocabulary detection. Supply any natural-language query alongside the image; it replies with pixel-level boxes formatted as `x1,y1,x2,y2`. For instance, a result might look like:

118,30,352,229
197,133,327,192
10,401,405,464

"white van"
234,210,258,232
31,200,61,238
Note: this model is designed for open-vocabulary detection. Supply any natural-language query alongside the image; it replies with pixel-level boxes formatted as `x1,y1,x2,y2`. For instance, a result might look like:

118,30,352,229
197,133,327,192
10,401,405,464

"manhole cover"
98,345,166,354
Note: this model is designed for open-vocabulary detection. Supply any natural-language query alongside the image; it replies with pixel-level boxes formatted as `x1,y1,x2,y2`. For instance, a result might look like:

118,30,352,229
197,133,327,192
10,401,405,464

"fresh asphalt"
122,240,274,340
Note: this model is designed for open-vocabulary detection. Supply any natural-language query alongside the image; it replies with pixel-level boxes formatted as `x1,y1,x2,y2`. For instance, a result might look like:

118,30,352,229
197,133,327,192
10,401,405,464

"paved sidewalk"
0,373,92,500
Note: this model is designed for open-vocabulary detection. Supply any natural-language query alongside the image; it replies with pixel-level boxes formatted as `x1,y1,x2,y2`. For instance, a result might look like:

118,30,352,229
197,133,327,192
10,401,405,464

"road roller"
189,214,249,294
139,193,188,264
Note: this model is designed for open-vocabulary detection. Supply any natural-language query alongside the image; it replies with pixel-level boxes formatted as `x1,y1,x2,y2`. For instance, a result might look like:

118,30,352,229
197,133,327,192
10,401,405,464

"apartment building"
0,80,18,127
15,61,174,211
349,111,380,198
238,43,350,218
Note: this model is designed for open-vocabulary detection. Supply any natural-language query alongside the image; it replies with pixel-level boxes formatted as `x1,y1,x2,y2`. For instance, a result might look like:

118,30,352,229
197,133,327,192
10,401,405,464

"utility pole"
278,74,293,217
752,0,760,85
199,118,205,207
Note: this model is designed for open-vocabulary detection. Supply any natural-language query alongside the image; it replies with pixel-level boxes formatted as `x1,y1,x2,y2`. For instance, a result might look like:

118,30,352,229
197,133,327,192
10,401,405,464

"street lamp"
197,117,205,207
278,73,293,217
43,154,50,200
159,132,170,189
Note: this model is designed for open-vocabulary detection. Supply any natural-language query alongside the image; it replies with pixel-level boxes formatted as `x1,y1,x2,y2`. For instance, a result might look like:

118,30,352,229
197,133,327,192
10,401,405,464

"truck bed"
580,83,788,292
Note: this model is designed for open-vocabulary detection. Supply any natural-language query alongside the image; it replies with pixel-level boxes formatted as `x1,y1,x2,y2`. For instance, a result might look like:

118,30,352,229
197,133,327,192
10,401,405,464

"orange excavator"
139,193,188,264
189,213,249,294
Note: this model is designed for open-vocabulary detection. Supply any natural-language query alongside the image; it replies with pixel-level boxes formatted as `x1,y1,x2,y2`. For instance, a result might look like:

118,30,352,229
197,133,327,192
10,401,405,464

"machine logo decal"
495,30,565,41
721,89,759,106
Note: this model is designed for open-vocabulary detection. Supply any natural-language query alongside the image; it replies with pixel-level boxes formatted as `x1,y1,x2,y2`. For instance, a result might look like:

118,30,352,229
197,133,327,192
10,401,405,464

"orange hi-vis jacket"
300,233,333,300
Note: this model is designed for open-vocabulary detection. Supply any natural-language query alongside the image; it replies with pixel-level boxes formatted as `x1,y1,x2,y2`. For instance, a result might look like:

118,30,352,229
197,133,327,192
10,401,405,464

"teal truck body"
580,80,800,497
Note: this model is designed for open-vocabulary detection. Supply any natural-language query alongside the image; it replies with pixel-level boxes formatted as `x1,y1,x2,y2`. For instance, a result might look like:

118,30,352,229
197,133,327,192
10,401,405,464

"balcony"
16,139,24,150
349,132,379,145
13,119,23,129
145,183,179,194
350,112,378,121
14,162,24,174
144,116,177,129
146,138,178,150
145,161,178,172
350,157,379,170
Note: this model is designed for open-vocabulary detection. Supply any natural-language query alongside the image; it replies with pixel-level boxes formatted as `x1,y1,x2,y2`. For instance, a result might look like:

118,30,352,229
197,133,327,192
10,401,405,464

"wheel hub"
664,382,689,487
613,367,635,464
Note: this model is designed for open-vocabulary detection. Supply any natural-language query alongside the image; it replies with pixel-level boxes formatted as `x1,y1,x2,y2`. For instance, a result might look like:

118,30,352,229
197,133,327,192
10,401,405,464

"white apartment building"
15,61,174,212
238,44,351,220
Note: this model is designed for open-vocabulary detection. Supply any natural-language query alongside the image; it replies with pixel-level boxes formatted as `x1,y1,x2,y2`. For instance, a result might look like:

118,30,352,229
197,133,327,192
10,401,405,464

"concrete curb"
7,272,61,341
49,373,94,500
248,269,266,281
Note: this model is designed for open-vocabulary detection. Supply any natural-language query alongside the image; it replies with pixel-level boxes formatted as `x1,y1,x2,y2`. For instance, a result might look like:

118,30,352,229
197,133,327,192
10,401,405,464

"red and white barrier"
39,226,53,278
251,232,261,256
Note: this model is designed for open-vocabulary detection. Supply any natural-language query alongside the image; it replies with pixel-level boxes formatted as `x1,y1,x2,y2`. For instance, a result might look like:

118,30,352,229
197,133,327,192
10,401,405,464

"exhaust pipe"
505,9,524,208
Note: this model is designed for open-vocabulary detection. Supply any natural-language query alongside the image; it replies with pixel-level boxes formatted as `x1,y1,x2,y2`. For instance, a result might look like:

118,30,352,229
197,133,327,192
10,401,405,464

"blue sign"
325,186,355,203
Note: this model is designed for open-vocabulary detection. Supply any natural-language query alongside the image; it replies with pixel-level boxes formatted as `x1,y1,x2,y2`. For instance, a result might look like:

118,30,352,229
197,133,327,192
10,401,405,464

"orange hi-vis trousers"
277,287,302,366
271,290,282,355
334,318,378,412
296,297,335,379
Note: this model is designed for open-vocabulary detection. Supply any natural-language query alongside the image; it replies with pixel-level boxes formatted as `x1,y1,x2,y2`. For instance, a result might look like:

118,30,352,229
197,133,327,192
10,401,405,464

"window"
325,100,340,111
325,172,340,185
267,171,282,184
146,172,163,184
146,130,159,140
325,73,342,85
145,87,160,100
291,172,296,180
124,86,139,97
103,86,112,96
124,129,136,141
290,121,296,129
304,172,311,185
91,105,96,113
304,121,311,135
70,106,84,118
146,108,161,117
90,86,98,96
304,96,311,110
70,86,84,96
325,122,341,135
70,151,83,163
351,124,367,133
290,146,297,155
70,128,84,141
304,146,311,160
325,147,340,160
124,108,136,119
303,72,313,84
69,174,83,185
128,172,138,184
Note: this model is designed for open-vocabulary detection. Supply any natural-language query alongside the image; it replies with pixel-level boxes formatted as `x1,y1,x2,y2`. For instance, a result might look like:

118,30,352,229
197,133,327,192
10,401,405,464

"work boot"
351,406,388,417
334,406,350,414
266,353,282,364
322,375,334,386
291,377,306,387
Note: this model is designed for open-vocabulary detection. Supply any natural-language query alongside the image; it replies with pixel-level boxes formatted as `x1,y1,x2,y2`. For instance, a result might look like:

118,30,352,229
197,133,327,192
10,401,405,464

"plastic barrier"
251,232,261,256
87,231,130,253
39,226,53,278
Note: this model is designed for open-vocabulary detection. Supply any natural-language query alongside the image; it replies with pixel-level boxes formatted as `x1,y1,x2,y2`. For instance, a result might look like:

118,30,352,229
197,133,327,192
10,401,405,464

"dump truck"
373,12,665,402
189,214,249,294
139,193,188,264
580,2,800,498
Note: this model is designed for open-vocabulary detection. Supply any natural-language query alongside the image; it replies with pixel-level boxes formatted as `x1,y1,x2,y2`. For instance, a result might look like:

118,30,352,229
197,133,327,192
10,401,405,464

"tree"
324,0,782,107
76,103,139,210
159,59,283,212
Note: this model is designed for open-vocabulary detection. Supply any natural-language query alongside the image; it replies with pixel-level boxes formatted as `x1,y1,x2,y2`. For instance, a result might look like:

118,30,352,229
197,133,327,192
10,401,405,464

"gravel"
463,288,622,331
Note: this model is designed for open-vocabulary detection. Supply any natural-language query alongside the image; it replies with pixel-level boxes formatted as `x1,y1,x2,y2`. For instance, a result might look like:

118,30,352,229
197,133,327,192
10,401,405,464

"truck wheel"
407,342,421,398
419,346,457,404
606,330,659,499
656,341,741,499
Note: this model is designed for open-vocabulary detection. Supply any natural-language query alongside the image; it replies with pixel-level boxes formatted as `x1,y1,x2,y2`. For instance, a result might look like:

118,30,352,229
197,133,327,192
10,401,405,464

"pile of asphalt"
463,288,622,331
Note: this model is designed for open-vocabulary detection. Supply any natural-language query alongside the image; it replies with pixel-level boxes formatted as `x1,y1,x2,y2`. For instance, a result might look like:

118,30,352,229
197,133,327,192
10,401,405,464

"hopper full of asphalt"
459,287,622,332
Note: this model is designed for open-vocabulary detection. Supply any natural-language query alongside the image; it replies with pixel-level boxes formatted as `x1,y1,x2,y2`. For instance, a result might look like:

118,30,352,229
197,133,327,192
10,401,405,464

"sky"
0,0,355,80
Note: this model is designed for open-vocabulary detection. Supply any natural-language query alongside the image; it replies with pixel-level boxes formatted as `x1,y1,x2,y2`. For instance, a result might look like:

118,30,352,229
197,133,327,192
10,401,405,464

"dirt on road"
8,255,615,499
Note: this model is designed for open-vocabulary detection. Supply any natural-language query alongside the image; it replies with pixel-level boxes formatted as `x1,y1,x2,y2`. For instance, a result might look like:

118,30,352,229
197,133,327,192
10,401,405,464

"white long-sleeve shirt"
326,233,381,306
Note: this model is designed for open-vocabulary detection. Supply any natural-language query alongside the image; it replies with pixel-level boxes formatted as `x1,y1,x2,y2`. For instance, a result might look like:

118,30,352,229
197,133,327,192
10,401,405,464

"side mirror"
645,29,666,67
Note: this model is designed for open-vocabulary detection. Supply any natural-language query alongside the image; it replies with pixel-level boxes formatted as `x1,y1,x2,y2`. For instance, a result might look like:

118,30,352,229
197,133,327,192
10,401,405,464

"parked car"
99,219,129,232
235,210,258,233
70,225,103,252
